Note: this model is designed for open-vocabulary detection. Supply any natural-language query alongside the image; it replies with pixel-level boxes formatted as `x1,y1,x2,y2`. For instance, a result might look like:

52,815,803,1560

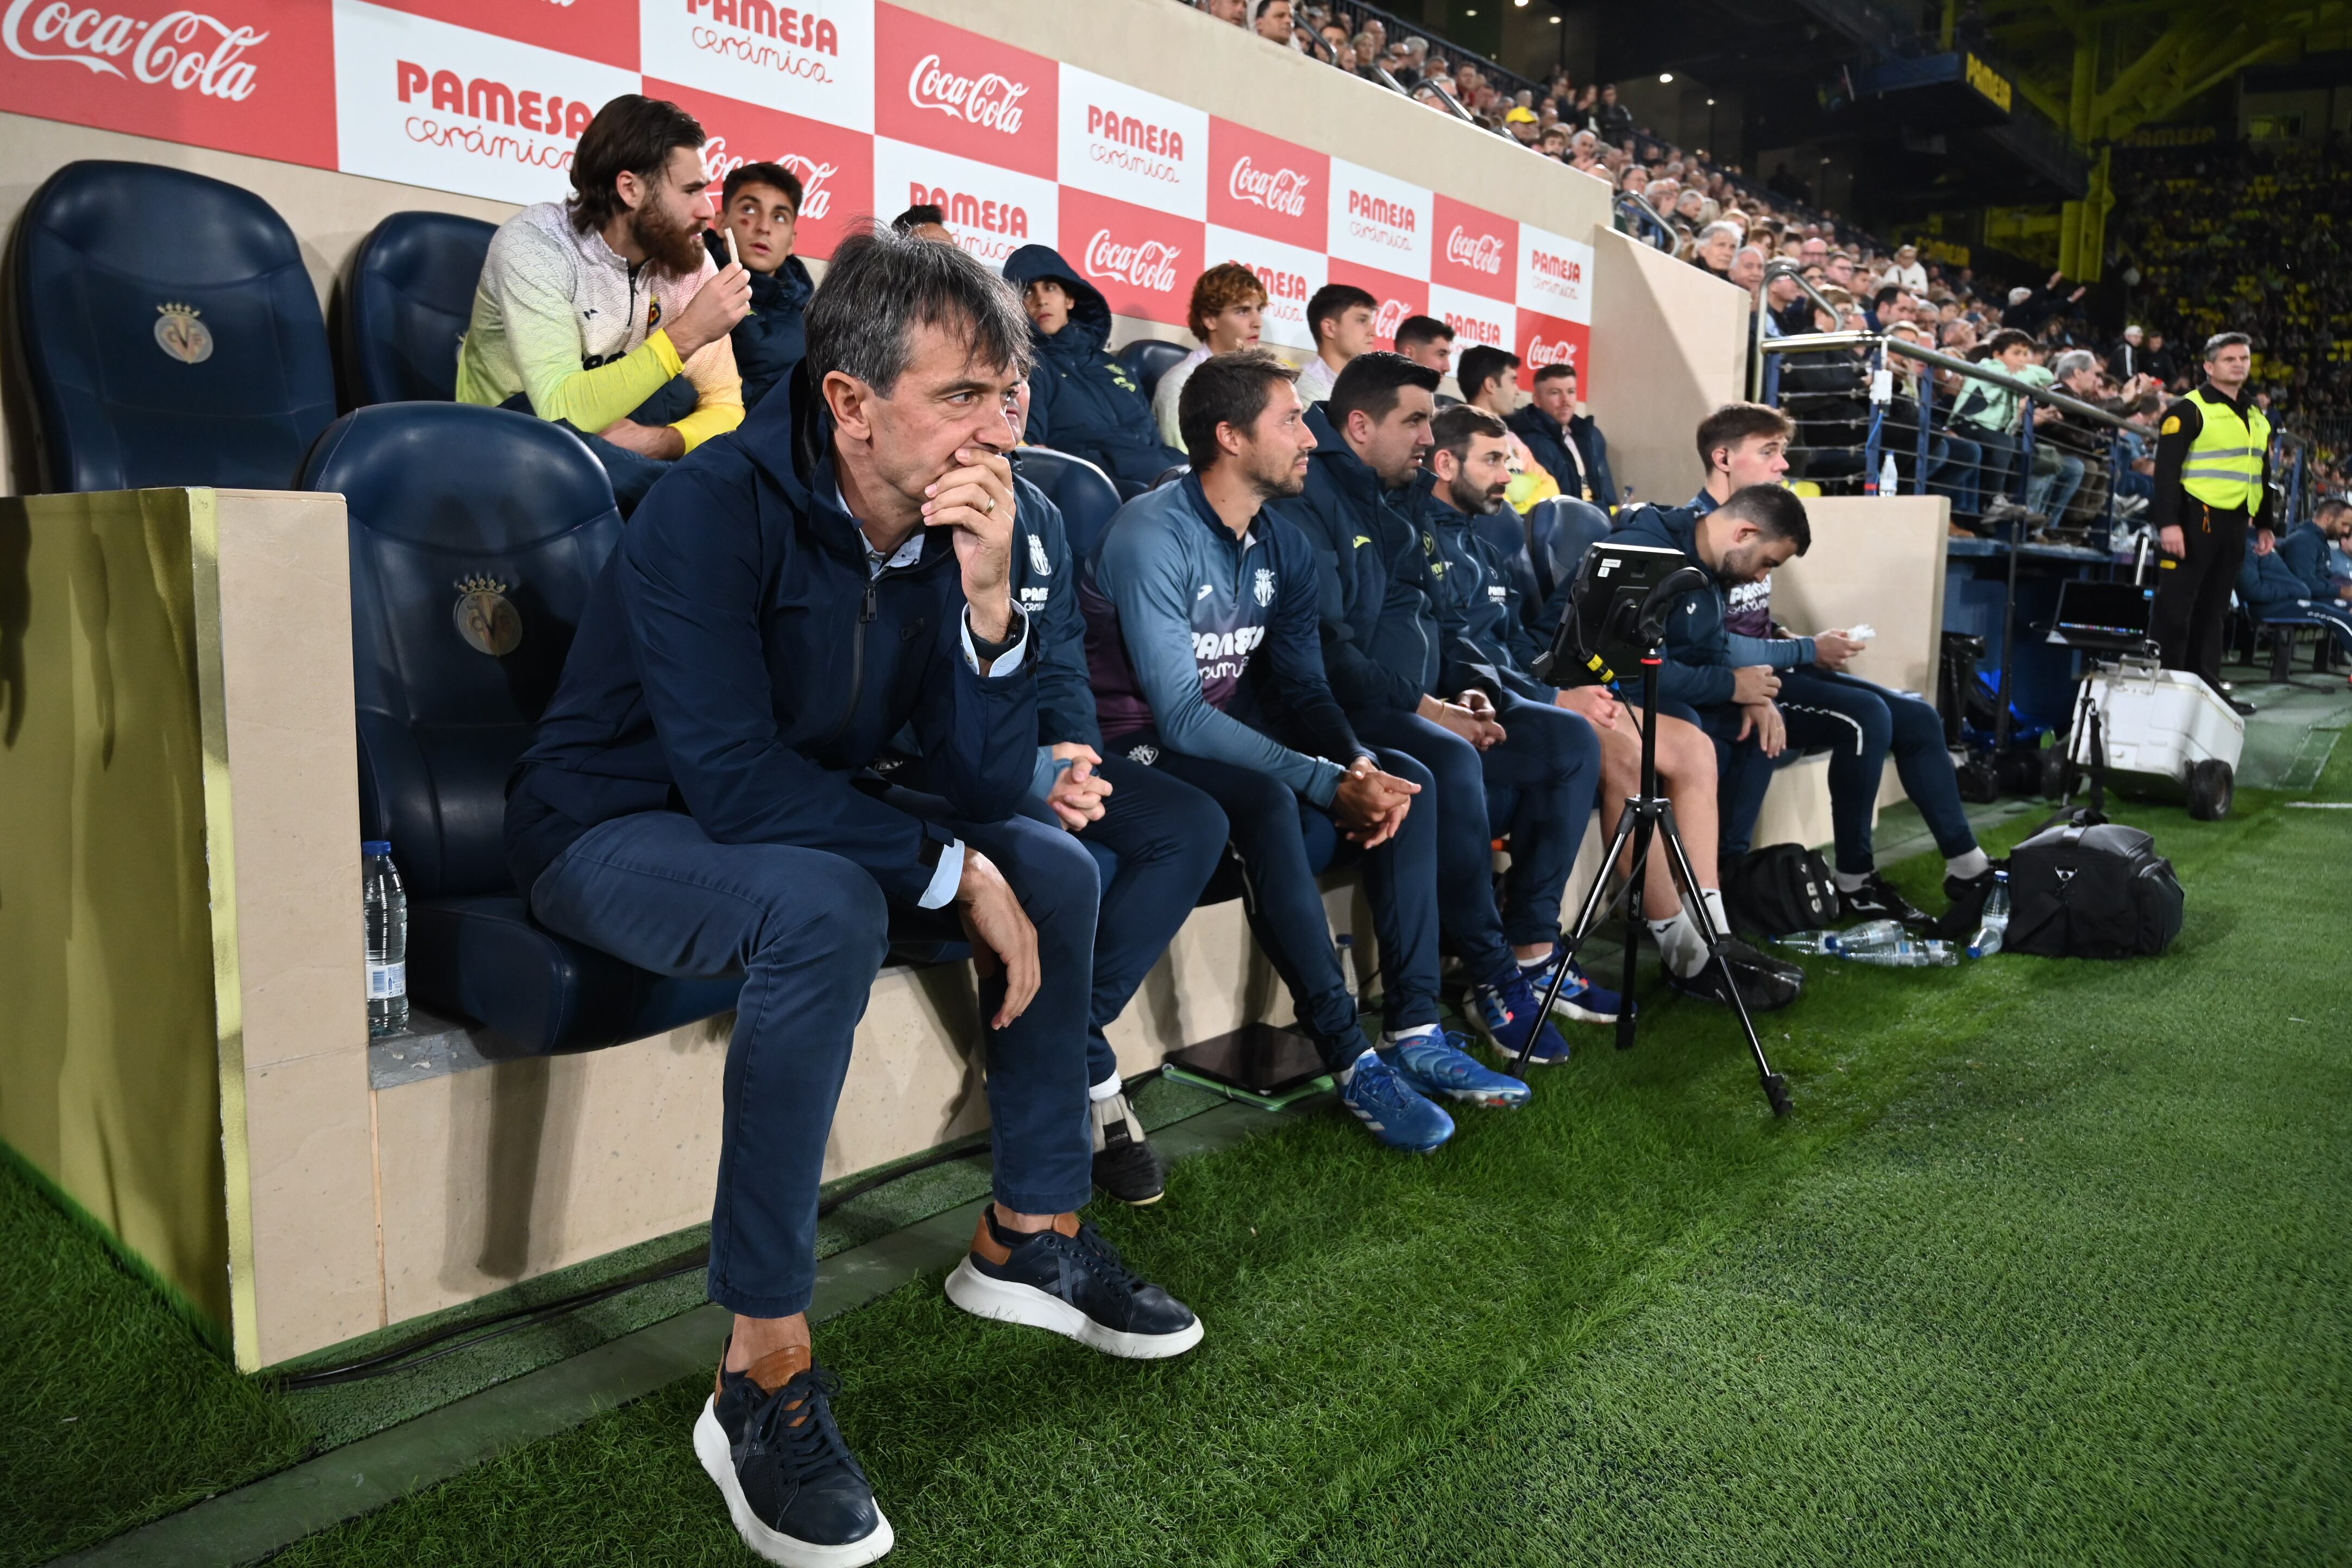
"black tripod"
1508,643,1794,1117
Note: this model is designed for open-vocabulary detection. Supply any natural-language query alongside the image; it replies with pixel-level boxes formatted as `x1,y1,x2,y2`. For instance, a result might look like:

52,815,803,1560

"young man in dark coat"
1002,244,1187,496
505,229,1200,1567
705,160,815,414
1506,360,1618,512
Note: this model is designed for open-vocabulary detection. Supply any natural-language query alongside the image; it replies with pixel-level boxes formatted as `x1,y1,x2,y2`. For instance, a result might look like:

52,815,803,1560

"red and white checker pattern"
4,0,1593,382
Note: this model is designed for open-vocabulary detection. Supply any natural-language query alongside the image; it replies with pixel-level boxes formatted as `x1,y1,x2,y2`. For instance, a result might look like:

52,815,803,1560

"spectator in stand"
1297,282,1378,405
457,95,749,516
1694,221,1740,278
1595,83,1634,143
1508,360,1617,512
892,204,953,243
2111,324,2146,381
1084,349,1476,1154
1254,0,1300,47
1153,263,1266,451
1002,245,1186,498
1393,315,1455,381
1881,243,1927,294
2142,330,2178,387
1948,328,2037,524
1200,0,1247,24
706,161,812,415
1265,354,1608,1059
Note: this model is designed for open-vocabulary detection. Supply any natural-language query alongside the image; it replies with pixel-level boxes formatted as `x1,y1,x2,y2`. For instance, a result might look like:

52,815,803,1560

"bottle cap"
362,840,392,855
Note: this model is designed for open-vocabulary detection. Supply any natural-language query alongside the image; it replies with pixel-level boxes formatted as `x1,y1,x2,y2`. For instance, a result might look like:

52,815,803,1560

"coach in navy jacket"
505,229,1198,1559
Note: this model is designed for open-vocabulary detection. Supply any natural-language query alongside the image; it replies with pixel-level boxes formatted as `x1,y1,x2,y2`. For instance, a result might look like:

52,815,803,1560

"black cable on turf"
270,1136,998,1392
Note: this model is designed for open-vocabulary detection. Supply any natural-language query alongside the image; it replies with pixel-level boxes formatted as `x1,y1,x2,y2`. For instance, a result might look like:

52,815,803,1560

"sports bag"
2006,818,2184,959
1727,843,1839,937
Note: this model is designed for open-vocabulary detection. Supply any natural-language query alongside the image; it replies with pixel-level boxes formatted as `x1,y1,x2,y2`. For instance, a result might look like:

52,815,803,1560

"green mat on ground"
8,697,2347,1567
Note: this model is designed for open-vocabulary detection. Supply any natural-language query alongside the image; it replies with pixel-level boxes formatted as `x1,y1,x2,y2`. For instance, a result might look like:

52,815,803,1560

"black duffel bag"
2007,818,2184,959
1728,843,1839,937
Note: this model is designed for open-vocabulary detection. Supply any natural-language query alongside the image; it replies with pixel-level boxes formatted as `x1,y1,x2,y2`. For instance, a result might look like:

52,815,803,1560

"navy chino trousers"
529,803,1097,1320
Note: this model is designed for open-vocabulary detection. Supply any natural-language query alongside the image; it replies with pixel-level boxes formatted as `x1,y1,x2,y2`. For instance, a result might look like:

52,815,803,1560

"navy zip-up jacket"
1612,502,1743,708
1421,495,1556,702
703,230,812,414
2275,521,2344,601
1011,475,1103,797
2237,534,2313,607
1263,404,1438,716
1507,402,1618,511
504,364,1036,902
1002,245,1185,496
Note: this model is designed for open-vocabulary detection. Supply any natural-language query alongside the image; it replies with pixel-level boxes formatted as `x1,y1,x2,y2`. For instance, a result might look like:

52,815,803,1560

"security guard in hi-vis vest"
2149,331,2274,708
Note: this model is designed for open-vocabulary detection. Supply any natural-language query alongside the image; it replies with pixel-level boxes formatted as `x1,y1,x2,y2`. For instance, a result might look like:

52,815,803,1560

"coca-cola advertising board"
369,0,637,68
872,2,1053,181
1426,282,1510,355
1515,222,1592,325
1056,62,1205,220
1325,259,1423,354
333,0,640,205
1060,186,1196,326
1515,309,1589,394
638,0,872,134
1203,223,1319,351
1429,193,1512,299
1325,156,1429,279
649,77,868,261
0,0,337,167
873,134,1054,267
1206,117,1323,254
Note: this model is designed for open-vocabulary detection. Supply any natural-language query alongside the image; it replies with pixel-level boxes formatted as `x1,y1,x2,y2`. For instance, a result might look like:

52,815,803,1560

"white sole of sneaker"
943,1260,1205,1359
693,1398,896,1567
1546,994,1618,1024
1467,1014,1570,1069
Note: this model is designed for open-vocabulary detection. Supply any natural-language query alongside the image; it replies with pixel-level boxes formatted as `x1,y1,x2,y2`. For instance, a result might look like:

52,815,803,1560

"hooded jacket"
1261,404,1441,716
1001,245,1186,495
1507,401,1618,512
1611,502,1743,709
705,229,813,414
504,361,1037,903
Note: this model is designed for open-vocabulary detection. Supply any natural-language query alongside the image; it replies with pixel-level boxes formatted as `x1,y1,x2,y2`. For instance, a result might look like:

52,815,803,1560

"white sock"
1383,1024,1439,1047
1946,848,1991,881
1518,949,1551,971
1698,888,1732,939
1832,868,1873,893
1338,1045,1380,1085
1089,1072,1124,1104
1649,910,1710,979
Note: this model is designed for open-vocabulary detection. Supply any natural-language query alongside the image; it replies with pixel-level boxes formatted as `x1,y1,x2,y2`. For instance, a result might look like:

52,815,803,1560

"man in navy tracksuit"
1506,359,1617,513
2276,497,2351,605
1618,483,2002,939
1085,349,1533,1156
1002,244,1186,497
504,231,1197,1567
2238,501,2352,675
1265,353,1596,1062
705,160,814,413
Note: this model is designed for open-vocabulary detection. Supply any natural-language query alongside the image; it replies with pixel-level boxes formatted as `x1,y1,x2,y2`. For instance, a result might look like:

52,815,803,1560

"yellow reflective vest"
2177,387,2269,513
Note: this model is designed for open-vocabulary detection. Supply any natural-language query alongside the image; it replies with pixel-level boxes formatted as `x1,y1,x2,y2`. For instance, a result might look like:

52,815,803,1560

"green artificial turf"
259,755,2351,1567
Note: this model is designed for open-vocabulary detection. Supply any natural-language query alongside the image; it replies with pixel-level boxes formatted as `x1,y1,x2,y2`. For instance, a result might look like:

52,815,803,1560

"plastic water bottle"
364,840,409,1038
1774,931,1842,954
1879,454,1900,496
1966,872,2012,959
1835,931,1959,967
1836,919,1909,949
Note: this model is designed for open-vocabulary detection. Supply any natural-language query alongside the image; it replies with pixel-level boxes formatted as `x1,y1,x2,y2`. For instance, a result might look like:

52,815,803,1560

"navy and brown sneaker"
944,1207,1203,1359
693,1340,892,1566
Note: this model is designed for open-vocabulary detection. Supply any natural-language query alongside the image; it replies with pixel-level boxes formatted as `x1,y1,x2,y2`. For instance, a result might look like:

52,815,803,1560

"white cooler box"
2070,660,2244,818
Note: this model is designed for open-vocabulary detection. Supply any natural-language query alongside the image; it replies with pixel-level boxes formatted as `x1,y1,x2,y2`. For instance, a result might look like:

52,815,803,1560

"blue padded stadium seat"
1116,337,1192,401
341,211,496,407
304,402,740,1053
1522,497,1613,603
11,161,335,493
1011,446,1124,563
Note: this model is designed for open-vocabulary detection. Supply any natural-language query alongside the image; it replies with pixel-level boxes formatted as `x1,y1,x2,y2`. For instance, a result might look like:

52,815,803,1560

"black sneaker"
945,1208,1203,1359
1666,937,1806,1012
1837,872,1933,930
1930,863,2006,942
1090,1090,1165,1206
694,1342,892,1567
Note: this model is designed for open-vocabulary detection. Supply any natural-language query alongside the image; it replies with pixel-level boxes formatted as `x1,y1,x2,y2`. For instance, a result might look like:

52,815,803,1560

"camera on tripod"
1532,541,1713,688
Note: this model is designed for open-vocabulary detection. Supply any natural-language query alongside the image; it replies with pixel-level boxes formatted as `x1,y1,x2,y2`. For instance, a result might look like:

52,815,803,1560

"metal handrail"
1761,332,2136,432
1296,25,1336,65
1412,78,1479,125
1614,192,1675,252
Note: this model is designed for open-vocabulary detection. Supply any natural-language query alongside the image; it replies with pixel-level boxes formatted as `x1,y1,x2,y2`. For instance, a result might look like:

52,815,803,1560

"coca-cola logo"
703,135,838,219
908,52,1028,135
1347,190,1416,232
1444,224,1505,276
4,0,266,100
1529,249,1583,285
1374,297,1408,339
1084,229,1180,294
907,181,1029,236
1228,156,1310,218
1087,104,1183,159
1527,336,1578,368
398,61,591,138
685,0,839,54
